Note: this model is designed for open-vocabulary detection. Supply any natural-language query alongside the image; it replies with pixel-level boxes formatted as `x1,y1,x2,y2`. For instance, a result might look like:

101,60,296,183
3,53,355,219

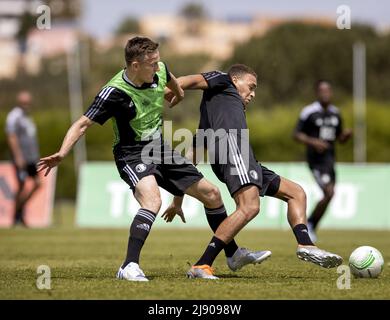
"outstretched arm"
338,128,353,144
164,74,209,107
165,72,185,108
177,74,209,90
293,131,330,153
38,115,94,176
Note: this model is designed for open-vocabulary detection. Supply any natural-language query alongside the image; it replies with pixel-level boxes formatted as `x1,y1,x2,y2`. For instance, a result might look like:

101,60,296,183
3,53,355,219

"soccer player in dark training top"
163,65,344,279
294,80,352,241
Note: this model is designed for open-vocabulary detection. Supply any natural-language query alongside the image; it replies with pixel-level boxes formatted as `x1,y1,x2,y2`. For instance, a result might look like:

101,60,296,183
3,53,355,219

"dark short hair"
125,36,159,65
228,64,257,79
315,79,331,91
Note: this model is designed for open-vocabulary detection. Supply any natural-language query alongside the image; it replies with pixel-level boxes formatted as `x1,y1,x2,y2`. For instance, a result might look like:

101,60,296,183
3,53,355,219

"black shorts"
114,141,203,196
14,163,38,184
309,162,336,189
211,160,280,197
194,131,280,197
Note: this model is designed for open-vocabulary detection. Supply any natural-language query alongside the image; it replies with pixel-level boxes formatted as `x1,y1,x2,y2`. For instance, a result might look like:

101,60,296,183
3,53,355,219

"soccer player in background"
163,65,343,279
5,91,41,227
38,37,264,281
293,80,352,241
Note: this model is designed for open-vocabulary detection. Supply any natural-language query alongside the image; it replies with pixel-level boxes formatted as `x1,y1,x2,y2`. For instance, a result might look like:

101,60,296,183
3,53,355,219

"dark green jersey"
84,61,171,147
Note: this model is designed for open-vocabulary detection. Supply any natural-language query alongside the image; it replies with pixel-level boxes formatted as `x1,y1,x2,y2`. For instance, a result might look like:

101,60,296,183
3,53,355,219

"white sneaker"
227,248,272,272
297,246,343,268
307,222,317,243
116,262,149,282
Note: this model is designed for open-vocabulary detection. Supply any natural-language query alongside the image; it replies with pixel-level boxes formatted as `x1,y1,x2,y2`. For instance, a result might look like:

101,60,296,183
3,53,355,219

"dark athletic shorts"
13,162,38,184
309,162,336,189
114,140,203,196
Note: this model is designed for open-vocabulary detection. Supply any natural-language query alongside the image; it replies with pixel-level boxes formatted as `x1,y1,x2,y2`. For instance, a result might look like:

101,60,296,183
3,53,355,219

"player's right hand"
162,203,186,223
312,139,330,153
37,152,64,176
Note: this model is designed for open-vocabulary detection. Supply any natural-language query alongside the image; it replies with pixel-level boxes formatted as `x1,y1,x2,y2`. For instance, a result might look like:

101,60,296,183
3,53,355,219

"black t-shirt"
195,71,254,162
198,71,247,133
295,101,343,166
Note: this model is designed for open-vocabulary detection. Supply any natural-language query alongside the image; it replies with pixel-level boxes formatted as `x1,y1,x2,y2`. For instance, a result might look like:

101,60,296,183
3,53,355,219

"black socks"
194,236,226,266
293,224,314,246
122,208,156,268
205,206,238,258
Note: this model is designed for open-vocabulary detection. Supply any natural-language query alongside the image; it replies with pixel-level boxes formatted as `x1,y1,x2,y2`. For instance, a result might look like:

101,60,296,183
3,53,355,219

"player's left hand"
168,94,182,108
162,203,186,223
344,128,353,139
339,129,353,143
164,86,184,108
164,88,175,103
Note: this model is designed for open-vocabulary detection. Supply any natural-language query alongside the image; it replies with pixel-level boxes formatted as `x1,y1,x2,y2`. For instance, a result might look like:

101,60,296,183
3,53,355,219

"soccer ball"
349,246,384,278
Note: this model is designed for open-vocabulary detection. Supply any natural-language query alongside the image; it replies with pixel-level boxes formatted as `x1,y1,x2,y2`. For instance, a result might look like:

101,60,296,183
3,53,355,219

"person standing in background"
5,91,41,226
294,80,352,241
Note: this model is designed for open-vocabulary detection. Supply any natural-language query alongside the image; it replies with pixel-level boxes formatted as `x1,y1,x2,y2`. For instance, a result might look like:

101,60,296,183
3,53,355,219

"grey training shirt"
5,106,39,163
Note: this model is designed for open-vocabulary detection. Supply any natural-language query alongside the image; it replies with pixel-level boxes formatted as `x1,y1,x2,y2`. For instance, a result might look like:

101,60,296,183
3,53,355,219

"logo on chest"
315,116,338,127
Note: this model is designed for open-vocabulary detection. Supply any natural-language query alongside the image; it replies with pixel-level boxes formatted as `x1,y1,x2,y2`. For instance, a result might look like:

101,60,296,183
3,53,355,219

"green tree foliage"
45,0,82,20
179,2,207,35
2,22,389,199
115,17,140,35
179,3,207,20
223,23,390,106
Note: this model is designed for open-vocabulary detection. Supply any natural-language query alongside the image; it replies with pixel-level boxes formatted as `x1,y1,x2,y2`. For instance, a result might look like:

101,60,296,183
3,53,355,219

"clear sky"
81,0,390,38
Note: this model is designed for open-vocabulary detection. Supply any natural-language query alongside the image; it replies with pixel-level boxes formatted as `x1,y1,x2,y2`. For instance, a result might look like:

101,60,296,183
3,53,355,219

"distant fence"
76,162,390,229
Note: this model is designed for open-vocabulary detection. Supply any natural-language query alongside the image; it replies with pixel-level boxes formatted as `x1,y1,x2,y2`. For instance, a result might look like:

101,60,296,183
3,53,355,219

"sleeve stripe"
202,71,226,81
85,87,115,119
85,86,113,118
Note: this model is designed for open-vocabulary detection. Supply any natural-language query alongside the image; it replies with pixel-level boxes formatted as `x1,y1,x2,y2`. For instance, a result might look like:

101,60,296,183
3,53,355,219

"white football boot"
116,262,149,282
297,246,343,268
227,247,272,272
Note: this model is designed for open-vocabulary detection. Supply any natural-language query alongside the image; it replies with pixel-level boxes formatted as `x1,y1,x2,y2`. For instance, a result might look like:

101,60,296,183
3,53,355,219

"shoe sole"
117,277,149,282
116,271,149,282
297,252,343,268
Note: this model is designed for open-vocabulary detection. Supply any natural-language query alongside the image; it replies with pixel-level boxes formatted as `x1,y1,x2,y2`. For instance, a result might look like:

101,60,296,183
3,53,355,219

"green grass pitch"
1,218,389,299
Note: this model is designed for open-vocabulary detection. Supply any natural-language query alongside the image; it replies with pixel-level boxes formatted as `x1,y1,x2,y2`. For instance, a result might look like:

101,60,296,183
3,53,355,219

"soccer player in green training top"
38,37,267,281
